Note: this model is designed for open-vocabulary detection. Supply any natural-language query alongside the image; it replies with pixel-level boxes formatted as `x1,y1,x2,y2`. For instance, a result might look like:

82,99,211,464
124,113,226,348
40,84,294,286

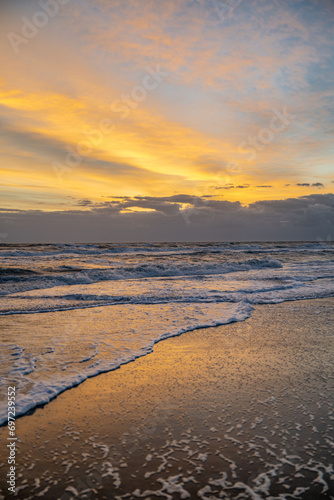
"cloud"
0,0,334,213
296,182,324,188
76,194,218,216
2,194,333,243
77,199,93,206
215,184,250,190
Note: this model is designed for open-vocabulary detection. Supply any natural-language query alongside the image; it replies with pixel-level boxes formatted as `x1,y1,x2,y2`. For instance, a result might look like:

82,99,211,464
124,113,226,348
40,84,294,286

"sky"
0,0,333,242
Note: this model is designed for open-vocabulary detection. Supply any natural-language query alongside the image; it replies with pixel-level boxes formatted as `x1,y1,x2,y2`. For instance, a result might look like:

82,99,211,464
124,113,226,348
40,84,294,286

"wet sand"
0,298,333,499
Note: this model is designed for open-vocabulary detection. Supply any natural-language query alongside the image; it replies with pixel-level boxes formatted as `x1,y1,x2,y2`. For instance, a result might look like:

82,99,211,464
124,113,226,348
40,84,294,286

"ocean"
0,241,333,425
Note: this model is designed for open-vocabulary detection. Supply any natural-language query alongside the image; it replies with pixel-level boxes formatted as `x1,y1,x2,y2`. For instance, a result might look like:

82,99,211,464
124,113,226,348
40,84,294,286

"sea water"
0,241,333,424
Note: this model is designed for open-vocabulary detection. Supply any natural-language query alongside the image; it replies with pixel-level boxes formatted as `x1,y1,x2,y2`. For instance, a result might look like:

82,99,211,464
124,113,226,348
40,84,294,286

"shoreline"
0,297,333,499
0,300,253,426
1,295,333,427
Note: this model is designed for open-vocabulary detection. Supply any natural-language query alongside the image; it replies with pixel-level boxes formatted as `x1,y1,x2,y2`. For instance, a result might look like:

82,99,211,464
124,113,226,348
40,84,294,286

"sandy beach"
0,297,333,499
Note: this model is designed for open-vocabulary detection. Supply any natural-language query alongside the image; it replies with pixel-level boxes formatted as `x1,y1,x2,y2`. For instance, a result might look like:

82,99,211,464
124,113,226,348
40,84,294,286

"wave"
0,241,333,258
1,272,334,315
117,257,283,277
0,301,253,425
0,257,283,295
0,267,38,277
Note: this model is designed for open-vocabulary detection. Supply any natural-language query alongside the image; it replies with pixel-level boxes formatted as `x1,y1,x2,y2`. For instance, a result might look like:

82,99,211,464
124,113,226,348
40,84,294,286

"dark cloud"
133,195,198,204
215,184,250,190
77,199,93,206
122,199,180,216
296,182,324,188
76,195,227,216
1,194,333,243
256,185,273,188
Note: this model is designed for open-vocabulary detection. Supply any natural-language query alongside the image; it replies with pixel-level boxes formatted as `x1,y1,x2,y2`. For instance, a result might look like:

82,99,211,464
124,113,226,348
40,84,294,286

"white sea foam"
0,260,333,315
0,301,253,425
